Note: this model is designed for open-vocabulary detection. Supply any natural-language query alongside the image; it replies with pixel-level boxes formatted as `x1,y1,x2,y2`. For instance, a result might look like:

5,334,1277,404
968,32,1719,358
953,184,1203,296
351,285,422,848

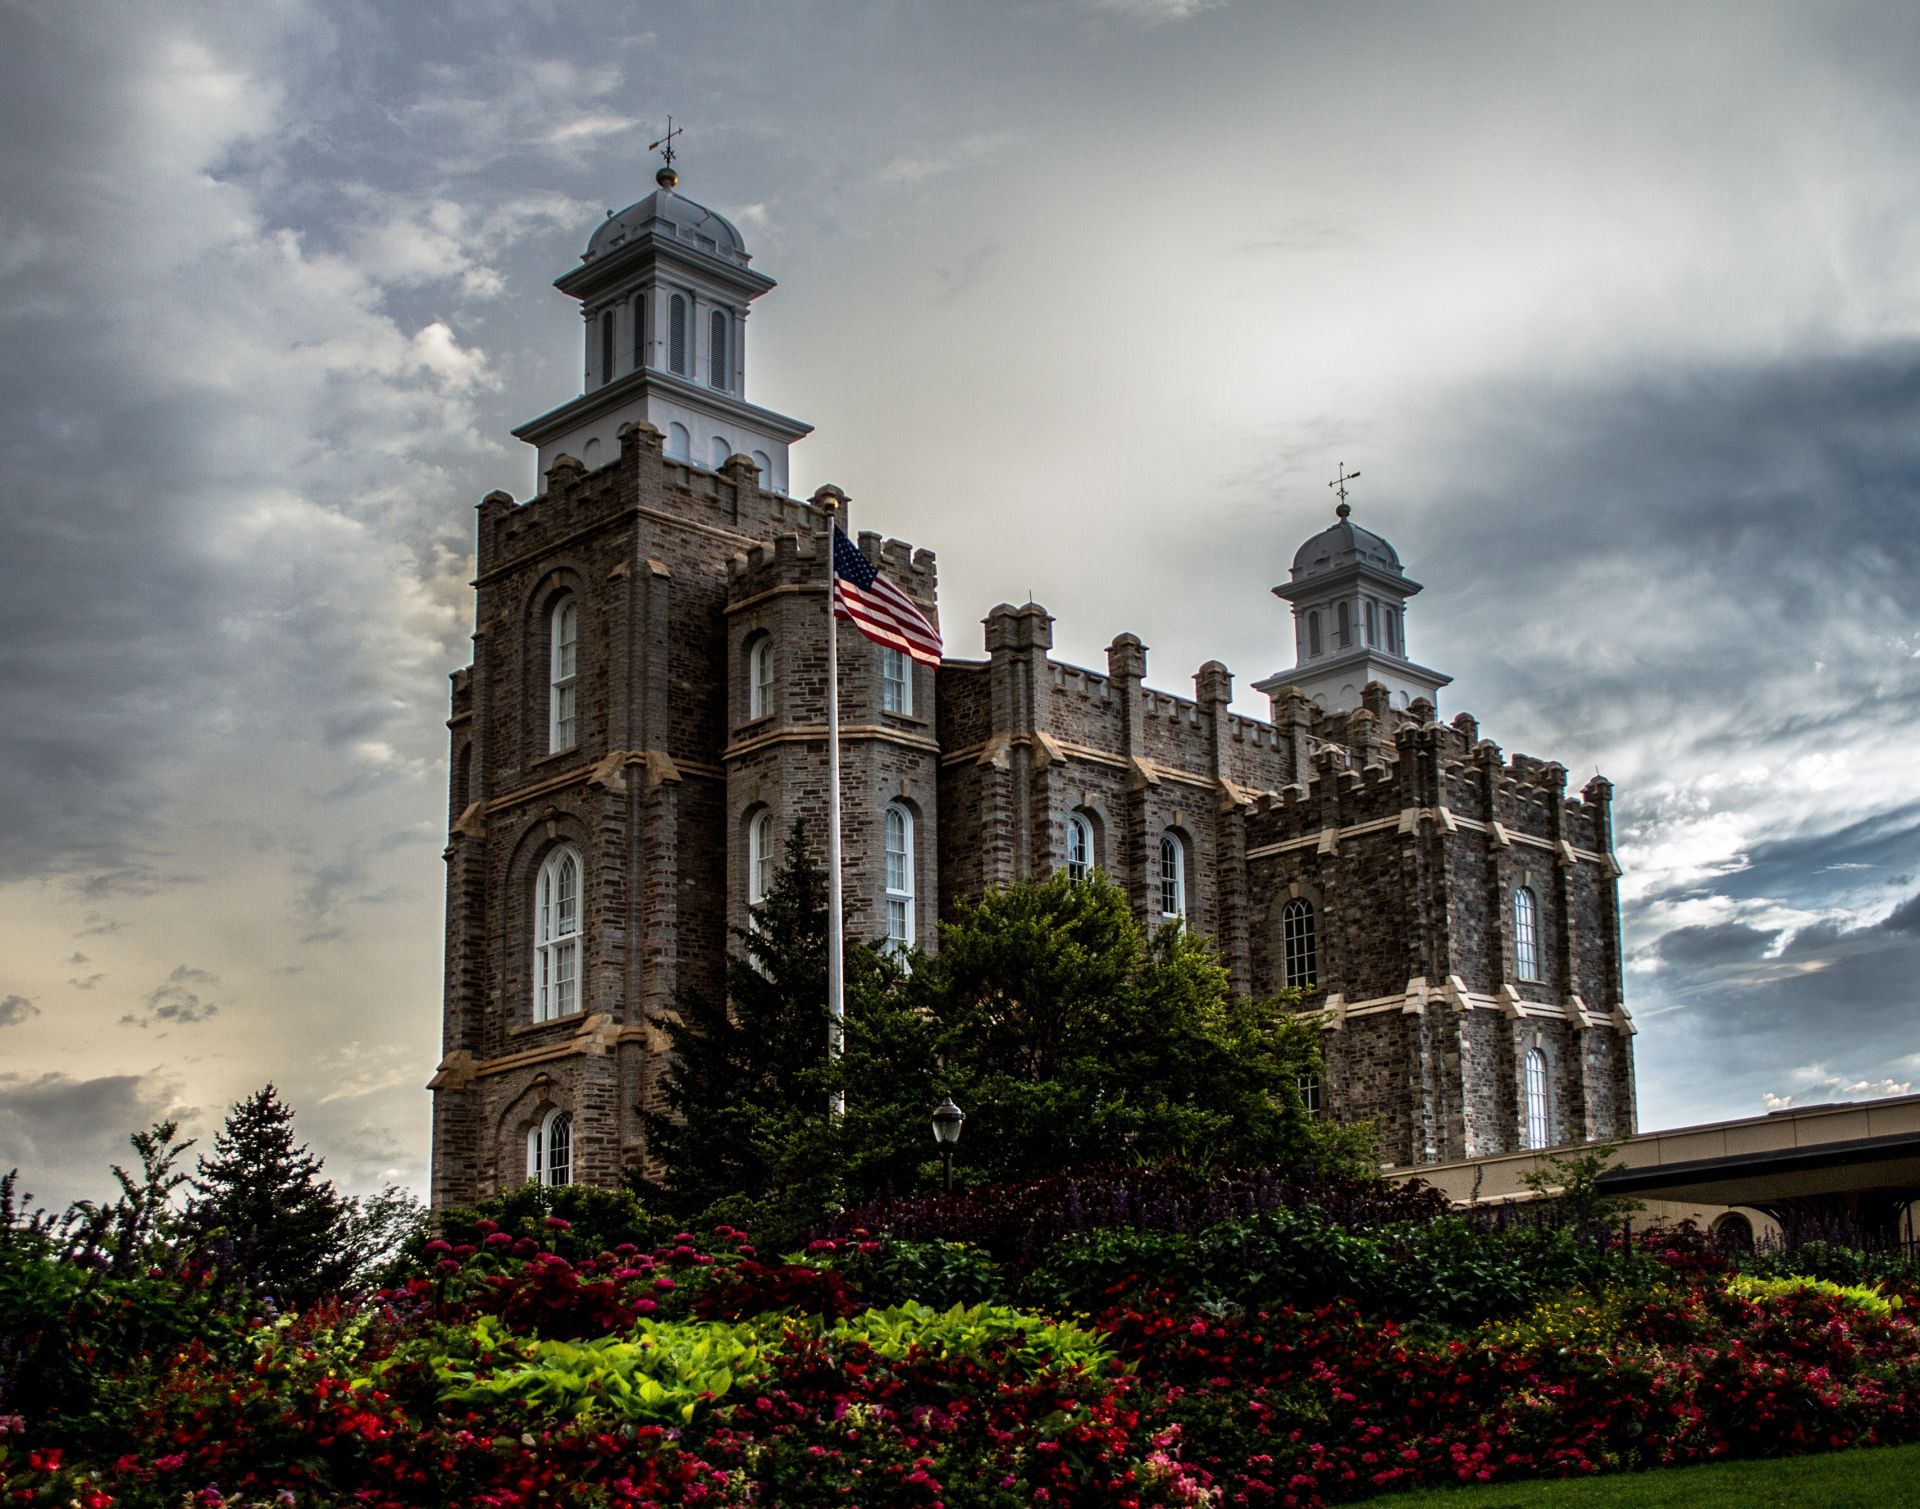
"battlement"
725,519,939,617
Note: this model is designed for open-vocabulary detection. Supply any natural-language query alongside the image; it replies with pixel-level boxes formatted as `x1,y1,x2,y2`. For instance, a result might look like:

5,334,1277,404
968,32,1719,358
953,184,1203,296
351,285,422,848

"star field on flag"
832,527,942,666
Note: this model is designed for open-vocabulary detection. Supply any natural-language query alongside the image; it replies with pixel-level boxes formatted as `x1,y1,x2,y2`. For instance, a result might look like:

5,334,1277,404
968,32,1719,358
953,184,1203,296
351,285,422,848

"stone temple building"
427,176,1638,1208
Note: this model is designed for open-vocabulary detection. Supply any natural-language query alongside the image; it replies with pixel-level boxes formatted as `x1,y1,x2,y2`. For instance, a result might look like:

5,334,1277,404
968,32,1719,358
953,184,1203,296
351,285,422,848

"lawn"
1366,1441,1920,1507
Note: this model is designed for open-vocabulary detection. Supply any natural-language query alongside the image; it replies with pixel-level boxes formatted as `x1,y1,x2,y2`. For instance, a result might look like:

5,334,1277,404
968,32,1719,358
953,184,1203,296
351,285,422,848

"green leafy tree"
187,1084,352,1304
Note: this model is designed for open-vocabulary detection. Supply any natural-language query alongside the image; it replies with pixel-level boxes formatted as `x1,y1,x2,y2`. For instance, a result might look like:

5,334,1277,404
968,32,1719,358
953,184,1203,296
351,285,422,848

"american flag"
832,527,942,666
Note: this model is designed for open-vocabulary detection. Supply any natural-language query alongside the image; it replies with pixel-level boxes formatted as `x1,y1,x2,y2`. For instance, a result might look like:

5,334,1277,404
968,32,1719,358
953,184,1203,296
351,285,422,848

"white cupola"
512,165,811,492
1255,496,1450,714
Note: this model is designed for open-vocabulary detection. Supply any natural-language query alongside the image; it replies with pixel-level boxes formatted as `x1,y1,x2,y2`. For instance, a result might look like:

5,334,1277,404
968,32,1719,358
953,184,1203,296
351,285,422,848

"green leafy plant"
1726,1272,1904,1319
828,1300,1117,1375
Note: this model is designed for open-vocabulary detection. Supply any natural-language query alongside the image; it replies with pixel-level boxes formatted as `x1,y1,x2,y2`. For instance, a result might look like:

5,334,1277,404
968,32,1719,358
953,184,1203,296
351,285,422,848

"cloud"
0,995,38,1027
120,964,222,1030
0,1071,195,1211
66,973,105,991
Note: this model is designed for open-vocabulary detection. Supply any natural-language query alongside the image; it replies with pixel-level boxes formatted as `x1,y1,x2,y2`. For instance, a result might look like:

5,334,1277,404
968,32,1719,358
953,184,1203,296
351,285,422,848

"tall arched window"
709,309,729,390
884,804,914,951
666,422,690,460
632,292,648,368
748,808,775,906
1307,611,1322,657
1159,833,1186,921
533,847,582,1021
1336,601,1352,648
668,294,688,374
1297,1071,1323,1120
710,435,729,469
599,310,615,385
1386,608,1401,655
1066,812,1093,882
549,597,578,752
1513,887,1540,981
1364,600,1377,647
1524,1046,1549,1150
528,1109,573,1186
748,634,774,720
1282,897,1317,990
880,646,911,715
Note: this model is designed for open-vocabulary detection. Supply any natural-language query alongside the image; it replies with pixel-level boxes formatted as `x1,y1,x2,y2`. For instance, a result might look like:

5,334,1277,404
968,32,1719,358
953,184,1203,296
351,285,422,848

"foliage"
186,1084,354,1304
802,1234,1008,1310
432,1180,658,1261
827,1299,1117,1374
1518,1142,1644,1232
1726,1271,1905,1320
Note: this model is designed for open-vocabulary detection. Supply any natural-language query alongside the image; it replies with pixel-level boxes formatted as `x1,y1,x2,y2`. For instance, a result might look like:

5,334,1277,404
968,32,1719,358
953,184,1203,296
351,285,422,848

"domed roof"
584,188,749,268
1290,507,1405,582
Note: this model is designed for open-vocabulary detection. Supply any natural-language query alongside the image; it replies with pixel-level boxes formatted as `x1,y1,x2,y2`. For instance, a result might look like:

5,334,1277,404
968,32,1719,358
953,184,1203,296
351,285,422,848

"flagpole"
813,485,848,1120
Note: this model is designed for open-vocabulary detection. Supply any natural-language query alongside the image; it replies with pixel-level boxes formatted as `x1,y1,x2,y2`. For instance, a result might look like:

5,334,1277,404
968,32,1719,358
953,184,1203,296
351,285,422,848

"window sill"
734,714,776,736
880,710,929,729
510,1012,588,1039
530,744,582,771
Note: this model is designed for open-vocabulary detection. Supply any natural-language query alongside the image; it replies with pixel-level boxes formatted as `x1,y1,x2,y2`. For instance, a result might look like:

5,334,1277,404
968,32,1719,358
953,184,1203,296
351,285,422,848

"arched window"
632,293,648,368
1065,812,1093,882
1513,887,1540,981
880,646,911,715
533,847,582,1021
710,435,729,469
747,808,775,906
1297,1072,1323,1120
751,450,772,488
1336,601,1352,648
599,310,615,386
1712,1212,1755,1253
666,422,690,460
1386,608,1400,655
1307,611,1322,657
668,294,688,374
1159,833,1186,921
548,596,578,752
1282,897,1317,990
528,1109,573,1186
1523,1046,1550,1150
747,634,774,720
1364,600,1377,647
884,804,914,951
709,309,729,390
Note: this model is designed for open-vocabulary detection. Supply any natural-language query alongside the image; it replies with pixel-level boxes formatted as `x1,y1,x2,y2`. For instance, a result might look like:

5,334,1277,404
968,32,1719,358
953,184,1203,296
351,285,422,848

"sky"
3,0,1919,1210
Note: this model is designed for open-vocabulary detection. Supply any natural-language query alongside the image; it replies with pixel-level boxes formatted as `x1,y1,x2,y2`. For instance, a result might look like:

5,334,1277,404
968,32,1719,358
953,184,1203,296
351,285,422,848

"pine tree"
188,1084,351,1303
643,823,850,1222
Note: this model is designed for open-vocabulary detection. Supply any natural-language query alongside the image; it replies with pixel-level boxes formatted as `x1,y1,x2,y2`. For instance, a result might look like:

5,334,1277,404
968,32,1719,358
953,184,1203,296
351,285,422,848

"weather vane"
1330,462,1360,519
649,117,683,190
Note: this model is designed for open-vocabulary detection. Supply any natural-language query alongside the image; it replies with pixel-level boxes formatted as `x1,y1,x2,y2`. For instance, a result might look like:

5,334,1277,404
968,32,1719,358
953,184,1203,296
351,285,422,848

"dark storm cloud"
1653,923,1775,971
0,1070,195,1211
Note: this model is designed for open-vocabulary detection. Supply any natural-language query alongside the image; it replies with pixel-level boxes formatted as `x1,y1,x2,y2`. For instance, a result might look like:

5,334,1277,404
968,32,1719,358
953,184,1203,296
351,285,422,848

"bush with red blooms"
6,1202,1920,1507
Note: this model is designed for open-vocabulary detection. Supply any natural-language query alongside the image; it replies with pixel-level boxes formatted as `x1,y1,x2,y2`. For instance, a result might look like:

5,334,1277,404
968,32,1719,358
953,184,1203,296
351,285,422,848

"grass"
1362,1441,1920,1507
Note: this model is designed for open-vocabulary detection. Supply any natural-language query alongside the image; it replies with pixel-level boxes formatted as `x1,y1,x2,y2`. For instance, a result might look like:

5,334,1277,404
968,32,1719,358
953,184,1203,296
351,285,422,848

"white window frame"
549,597,578,752
748,634,774,721
1159,833,1185,922
880,646,911,715
1514,886,1540,981
1065,812,1093,882
1524,1046,1550,1150
748,809,775,907
528,1109,573,1186
533,846,583,1022
884,803,914,952
1282,897,1317,990
1298,1071,1323,1120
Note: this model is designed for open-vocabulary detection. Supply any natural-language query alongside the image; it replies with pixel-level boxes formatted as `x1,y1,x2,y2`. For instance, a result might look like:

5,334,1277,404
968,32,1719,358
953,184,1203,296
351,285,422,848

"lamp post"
930,1095,965,1195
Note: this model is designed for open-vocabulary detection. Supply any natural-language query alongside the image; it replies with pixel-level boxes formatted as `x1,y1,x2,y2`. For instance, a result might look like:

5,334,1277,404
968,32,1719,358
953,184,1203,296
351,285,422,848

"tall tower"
1258,498,1450,714
512,169,812,492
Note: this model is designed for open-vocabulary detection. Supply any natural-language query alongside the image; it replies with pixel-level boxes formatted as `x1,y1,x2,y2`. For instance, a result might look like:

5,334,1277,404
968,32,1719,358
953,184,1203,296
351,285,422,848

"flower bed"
5,1214,1919,1507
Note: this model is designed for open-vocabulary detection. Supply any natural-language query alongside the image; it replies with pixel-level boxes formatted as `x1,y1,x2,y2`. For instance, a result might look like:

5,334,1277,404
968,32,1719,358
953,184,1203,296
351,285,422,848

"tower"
1257,498,1450,714
511,173,812,493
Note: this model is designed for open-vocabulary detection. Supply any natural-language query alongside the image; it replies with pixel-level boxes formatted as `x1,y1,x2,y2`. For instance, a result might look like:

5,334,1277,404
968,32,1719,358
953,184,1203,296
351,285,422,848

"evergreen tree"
642,822,848,1224
187,1084,351,1303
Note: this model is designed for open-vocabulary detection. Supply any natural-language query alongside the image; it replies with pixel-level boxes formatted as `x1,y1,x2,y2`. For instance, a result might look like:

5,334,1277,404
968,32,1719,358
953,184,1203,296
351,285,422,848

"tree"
641,823,863,1233
187,1085,352,1304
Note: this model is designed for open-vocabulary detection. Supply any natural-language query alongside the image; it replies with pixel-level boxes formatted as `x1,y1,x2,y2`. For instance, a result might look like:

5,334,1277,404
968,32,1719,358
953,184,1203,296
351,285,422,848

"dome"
1289,509,1404,582
583,188,749,268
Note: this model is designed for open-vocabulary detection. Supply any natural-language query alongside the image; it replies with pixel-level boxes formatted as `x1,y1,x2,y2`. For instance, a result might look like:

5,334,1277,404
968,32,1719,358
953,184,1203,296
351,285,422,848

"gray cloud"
0,1071,196,1212
120,964,222,1031
0,995,38,1027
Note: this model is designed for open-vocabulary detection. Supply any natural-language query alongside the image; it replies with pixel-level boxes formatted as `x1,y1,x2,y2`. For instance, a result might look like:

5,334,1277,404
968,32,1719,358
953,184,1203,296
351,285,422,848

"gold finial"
1330,462,1360,519
649,116,682,190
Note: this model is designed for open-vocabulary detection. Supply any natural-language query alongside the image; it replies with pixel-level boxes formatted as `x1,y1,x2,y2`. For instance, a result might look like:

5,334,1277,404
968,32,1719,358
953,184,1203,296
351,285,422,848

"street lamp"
930,1095,965,1194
